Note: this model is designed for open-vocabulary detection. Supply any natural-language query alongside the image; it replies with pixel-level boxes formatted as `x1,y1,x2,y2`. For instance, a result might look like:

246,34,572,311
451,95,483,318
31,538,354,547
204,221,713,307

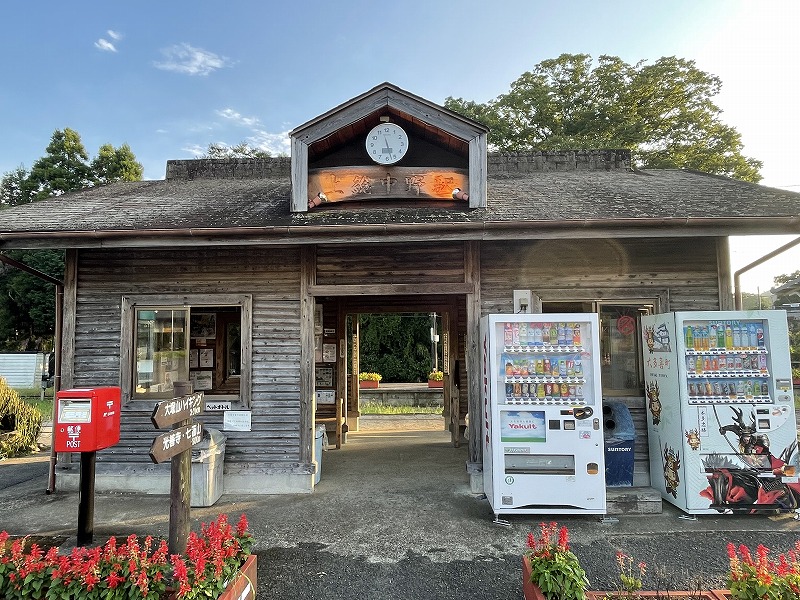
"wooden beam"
299,246,316,464
61,249,78,389
291,137,309,213
464,241,482,466
468,134,487,209
717,236,733,310
309,283,474,297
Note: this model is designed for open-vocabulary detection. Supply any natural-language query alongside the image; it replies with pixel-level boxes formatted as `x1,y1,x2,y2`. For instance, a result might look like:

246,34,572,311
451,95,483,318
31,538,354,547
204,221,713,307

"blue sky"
1,0,798,291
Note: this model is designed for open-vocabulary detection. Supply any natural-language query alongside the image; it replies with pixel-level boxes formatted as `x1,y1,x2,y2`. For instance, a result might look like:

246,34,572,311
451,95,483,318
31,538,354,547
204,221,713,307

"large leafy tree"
445,53,762,182
358,314,435,383
0,129,142,350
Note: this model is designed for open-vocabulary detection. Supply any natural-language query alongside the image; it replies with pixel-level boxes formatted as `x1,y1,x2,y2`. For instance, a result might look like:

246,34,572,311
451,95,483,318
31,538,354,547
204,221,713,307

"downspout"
733,236,800,310
0,253,64,494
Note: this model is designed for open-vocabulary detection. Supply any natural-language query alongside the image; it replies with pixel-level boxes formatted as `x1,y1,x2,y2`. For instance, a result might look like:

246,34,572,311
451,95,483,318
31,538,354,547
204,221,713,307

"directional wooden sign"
151,392,204,429
149,421,203,464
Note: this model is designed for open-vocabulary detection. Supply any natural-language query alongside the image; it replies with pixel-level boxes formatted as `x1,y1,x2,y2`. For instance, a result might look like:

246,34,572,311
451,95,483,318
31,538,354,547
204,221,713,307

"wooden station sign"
308,166,468,206
149,421,203,464
151,392,204,429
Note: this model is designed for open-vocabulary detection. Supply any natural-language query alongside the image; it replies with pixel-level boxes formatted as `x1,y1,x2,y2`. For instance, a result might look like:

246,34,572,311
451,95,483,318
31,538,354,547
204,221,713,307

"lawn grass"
359,401,442,415
13,387,55,420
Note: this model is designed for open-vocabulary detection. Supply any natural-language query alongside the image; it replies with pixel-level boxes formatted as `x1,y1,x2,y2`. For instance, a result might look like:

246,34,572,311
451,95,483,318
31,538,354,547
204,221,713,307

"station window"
542,301,655,396
121,295,251,407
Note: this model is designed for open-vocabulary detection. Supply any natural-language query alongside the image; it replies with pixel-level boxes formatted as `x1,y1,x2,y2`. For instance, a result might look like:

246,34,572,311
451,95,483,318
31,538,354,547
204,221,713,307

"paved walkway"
3,423,800,598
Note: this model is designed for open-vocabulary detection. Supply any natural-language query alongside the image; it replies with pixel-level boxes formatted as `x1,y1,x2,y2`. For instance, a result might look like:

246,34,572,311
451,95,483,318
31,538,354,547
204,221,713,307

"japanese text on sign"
645,357,671,371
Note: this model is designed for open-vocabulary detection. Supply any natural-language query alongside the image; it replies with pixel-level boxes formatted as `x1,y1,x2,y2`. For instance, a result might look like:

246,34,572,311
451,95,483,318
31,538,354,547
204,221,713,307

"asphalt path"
2,427,800,599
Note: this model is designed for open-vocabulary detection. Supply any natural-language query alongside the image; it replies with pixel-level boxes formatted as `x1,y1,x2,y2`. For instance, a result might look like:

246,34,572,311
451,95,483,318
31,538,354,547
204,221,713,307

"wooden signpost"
149,382,204,556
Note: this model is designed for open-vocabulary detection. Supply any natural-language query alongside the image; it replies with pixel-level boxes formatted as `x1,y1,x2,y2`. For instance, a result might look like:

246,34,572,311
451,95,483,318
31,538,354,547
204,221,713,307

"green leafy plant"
525,522,588,600
358,372,382,382
611,551,647,598
427,370,443,381
727,541,800,600
0,513,253,600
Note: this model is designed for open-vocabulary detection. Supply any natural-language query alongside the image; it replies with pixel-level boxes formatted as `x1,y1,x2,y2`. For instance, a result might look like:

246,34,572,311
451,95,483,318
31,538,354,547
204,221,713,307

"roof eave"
2,216,799,249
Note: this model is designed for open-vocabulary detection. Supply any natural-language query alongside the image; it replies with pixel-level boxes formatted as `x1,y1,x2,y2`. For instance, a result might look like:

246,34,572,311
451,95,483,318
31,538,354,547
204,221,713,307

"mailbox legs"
77,450,96,546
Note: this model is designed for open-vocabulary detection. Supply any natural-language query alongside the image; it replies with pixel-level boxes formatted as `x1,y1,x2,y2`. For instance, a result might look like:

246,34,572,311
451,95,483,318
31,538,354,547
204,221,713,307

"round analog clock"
365,123,409,165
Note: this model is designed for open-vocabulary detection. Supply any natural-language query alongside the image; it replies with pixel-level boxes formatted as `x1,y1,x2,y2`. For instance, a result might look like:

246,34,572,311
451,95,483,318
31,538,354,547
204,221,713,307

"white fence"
0,352,45,388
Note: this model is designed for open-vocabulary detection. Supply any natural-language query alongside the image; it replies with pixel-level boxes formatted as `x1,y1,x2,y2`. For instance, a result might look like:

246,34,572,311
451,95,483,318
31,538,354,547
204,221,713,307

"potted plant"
0,513,255,600
359,372,382,389
522,522,588,600
427,370,444,388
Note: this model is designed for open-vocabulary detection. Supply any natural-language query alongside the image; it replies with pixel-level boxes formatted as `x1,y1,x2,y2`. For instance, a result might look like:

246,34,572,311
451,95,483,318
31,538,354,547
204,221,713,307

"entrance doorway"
312,295,467,454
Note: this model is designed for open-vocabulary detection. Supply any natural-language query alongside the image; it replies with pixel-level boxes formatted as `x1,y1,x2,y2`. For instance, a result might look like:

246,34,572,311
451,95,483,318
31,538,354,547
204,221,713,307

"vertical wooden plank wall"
71,247,304,474
479,236,722,483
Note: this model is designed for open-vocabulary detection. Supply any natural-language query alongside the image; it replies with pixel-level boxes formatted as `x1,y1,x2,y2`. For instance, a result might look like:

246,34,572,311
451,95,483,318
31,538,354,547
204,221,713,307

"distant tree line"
0,128,142,350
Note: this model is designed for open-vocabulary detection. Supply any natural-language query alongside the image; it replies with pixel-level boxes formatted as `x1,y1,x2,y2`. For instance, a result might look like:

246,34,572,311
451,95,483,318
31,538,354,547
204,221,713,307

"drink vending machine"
481,313,606,518
641,310,799,514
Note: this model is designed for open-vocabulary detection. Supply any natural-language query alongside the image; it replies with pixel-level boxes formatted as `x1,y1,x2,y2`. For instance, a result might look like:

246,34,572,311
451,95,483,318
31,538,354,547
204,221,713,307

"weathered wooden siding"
315,242,465,285
71,247,303,469
480,237,722,485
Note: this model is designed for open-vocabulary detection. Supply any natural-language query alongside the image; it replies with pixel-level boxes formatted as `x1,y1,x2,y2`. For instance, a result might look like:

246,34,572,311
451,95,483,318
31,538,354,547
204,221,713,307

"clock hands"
383,136,391,152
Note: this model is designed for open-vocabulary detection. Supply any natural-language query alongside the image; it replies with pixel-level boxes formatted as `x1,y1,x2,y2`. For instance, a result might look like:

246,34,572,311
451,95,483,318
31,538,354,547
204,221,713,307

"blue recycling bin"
603,402,635,487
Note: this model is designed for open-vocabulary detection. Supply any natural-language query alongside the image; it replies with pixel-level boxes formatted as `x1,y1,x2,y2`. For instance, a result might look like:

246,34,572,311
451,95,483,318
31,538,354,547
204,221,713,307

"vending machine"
481,313,606,517
641,310,799,514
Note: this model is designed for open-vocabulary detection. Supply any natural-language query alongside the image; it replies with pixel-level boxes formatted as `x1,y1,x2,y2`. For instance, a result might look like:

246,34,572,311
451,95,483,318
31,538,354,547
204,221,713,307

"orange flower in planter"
523,522,588,600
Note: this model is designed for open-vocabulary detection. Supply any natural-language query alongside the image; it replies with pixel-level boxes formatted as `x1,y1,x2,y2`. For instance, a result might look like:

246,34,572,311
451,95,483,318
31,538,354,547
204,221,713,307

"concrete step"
606,485,662,514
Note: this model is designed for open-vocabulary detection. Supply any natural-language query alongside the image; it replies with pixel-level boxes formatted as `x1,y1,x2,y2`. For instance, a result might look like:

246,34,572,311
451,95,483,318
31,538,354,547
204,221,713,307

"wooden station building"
2,83,800,500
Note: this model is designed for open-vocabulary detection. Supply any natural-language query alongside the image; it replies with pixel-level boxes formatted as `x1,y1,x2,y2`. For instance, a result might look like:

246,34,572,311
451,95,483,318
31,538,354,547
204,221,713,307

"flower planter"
427,379,443,388
219,554,257,600
524,556,729,600
586,592,730,599
168,554,257,600
522,556,546,600
359,380,379,389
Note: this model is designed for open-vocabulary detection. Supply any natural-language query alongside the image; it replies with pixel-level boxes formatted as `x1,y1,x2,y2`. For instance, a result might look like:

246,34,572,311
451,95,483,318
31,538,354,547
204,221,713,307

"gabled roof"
290,82,488,141
1,153,799,249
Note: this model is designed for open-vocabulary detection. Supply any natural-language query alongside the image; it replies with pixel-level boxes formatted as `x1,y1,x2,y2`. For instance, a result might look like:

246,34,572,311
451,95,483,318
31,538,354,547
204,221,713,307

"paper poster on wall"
314,305,323,336
189,349,199,369
316,390,336,405
315,367,334,387
315,335,323,363
199,348,214,368
224,410,252,431
190,371,213,391
190,313,216,339
322,343,337,363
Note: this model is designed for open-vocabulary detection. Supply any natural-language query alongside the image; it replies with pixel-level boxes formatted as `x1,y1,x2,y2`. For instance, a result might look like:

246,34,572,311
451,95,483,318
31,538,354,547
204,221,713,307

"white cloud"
216,108,261,128
94,38,117,52
107,30,122,41
247,128,292,156
154,43,230,76
182,144,206,157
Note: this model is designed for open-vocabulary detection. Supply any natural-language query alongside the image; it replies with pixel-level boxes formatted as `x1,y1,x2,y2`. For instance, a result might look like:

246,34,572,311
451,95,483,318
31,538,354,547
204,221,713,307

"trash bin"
314,425,326,484
191,427,226,507
603,402,635,487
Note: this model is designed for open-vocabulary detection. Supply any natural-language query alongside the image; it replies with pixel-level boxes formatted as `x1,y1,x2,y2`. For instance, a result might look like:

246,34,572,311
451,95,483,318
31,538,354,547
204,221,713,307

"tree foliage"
445,53,762,182
202,142,272,159
358,314,436,382
0,129,142,350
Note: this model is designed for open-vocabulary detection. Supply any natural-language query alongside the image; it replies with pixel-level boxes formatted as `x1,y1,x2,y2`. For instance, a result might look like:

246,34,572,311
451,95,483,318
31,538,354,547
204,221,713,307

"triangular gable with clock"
289,82,488,212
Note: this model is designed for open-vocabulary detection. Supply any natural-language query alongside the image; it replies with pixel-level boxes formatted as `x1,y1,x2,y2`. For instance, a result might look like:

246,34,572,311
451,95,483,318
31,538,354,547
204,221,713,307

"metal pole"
77,450,96,546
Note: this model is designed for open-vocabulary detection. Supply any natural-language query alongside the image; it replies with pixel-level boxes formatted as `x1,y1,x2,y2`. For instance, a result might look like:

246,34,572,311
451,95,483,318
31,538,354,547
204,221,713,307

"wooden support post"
169,381,192,556
76,450,96,546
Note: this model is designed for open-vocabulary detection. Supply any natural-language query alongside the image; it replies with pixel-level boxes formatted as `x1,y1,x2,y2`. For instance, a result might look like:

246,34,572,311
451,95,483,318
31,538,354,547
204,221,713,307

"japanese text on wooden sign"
149,421,203,464
151,392,204,429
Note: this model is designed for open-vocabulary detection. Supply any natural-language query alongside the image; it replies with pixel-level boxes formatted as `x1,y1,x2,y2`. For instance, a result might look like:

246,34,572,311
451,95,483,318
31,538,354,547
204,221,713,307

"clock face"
365,123,408,164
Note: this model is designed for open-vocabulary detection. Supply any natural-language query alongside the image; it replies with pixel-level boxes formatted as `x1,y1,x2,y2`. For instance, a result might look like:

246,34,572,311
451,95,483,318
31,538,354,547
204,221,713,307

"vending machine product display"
481,314,606,516
641,310,799,514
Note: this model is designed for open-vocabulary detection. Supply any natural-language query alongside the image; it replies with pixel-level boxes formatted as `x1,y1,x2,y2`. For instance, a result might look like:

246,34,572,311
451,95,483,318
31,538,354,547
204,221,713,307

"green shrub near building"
0,376,43,458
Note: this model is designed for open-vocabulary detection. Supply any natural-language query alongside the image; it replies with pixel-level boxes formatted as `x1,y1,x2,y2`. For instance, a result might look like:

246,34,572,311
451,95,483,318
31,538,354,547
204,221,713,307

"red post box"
54,387,121,452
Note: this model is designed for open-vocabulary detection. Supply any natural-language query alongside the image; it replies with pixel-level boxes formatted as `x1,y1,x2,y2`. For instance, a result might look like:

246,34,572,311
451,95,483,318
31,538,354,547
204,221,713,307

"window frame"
541,292,665,396
120,294,252,408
